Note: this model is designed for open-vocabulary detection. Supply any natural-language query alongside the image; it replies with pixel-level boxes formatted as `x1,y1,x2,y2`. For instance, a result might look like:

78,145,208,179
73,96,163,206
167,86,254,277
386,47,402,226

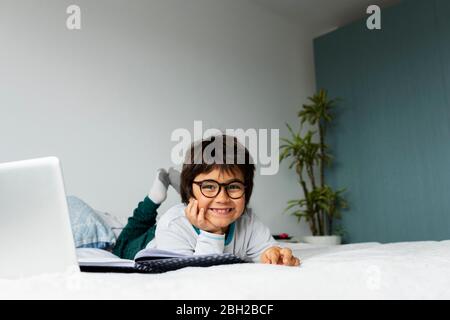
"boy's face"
192,168,246,230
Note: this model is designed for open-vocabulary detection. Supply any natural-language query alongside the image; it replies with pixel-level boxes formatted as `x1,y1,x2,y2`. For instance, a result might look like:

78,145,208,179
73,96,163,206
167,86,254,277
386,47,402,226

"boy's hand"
261,246,300,266
185,198,224,234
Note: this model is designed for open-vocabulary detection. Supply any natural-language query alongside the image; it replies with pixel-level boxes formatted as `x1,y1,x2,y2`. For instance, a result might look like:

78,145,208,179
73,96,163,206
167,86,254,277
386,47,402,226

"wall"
0,0,316,237
314,0,450,243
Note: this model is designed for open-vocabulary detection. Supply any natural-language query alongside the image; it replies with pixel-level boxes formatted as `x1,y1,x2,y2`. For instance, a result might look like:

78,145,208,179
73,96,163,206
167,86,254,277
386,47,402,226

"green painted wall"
314,0,450,243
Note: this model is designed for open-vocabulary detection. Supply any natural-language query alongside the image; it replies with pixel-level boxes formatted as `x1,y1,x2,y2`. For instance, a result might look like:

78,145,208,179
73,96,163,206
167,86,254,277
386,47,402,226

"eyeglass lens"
200,181,244,199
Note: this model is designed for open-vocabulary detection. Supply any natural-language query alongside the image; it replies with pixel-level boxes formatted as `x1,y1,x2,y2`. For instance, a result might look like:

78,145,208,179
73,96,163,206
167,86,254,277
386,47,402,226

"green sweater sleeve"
112,196,159,260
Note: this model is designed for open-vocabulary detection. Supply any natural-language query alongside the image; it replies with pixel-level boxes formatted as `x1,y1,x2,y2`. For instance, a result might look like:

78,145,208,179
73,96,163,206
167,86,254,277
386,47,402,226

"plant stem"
327,213,332,235
297,163,317,236
319,121,328,235
306,160,323,235
319,122,325,188
315,204,323,236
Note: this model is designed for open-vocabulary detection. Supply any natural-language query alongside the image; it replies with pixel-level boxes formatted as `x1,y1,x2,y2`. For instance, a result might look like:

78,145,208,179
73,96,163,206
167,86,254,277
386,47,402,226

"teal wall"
314,0,450,243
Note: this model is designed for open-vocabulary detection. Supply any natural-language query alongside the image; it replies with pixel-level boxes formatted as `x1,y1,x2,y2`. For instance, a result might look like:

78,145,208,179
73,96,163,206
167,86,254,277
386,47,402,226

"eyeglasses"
193,180,246,199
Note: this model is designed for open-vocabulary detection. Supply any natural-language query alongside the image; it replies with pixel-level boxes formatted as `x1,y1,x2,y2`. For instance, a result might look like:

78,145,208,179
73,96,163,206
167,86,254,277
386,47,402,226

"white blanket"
2,241,450,299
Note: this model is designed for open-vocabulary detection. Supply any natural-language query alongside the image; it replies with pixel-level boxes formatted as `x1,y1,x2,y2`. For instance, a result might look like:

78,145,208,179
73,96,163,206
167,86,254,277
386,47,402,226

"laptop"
0,157,79,278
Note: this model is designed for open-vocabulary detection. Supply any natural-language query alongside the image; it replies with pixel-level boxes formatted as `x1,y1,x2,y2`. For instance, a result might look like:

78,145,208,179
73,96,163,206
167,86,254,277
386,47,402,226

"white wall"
0,0,315,238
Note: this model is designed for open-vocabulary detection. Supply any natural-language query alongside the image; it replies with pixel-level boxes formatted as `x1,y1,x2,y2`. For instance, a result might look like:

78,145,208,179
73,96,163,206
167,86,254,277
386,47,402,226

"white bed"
1,240,450,299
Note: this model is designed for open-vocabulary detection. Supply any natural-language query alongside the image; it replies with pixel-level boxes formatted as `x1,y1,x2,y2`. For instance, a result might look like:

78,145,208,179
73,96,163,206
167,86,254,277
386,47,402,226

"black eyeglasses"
193,180,246,199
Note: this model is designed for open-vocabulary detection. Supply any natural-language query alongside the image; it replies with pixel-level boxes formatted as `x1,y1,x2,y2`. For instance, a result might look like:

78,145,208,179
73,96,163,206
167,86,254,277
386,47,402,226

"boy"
114,135,300,266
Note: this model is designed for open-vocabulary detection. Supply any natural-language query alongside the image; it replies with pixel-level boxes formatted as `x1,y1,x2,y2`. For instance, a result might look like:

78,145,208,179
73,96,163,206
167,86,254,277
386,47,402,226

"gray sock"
148,169,170,204
168,167,181,194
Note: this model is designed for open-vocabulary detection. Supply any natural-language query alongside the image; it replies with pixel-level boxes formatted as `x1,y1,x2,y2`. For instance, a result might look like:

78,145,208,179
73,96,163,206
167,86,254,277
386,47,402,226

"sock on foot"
148,169,170,204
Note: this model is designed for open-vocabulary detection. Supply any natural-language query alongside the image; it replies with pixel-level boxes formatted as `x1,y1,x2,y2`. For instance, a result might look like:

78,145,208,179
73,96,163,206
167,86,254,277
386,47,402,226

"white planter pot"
302,235,341,245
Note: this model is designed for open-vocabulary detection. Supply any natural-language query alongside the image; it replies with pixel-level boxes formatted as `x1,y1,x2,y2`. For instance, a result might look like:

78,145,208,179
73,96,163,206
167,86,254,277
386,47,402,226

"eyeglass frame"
192,179,246,199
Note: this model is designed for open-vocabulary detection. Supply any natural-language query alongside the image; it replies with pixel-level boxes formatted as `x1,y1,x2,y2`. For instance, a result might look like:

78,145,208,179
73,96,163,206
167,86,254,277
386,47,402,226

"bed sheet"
1,241,449,299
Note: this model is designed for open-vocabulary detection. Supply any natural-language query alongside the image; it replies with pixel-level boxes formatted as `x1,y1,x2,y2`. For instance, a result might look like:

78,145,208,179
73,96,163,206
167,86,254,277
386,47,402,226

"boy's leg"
112,169,170,259
168,167,181,194
148,168,170,204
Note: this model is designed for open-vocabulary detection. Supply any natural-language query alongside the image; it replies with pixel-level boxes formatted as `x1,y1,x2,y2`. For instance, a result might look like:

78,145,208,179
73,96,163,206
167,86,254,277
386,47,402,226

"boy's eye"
227,183,242,190
202,184,217,190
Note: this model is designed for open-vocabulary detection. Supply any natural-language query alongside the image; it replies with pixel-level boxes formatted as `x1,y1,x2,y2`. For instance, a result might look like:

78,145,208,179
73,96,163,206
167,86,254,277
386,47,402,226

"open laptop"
0,157,79,278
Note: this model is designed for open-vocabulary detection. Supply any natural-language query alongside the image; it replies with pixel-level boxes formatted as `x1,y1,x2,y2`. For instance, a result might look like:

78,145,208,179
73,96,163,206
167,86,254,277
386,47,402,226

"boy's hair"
180,135,255,208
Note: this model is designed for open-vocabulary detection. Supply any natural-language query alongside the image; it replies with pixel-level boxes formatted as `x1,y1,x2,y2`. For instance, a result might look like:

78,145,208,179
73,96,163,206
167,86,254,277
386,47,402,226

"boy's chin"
207,215,233,225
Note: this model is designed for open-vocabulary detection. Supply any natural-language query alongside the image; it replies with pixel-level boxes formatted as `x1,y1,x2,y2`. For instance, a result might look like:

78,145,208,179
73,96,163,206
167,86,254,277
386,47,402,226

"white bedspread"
1,241,450,299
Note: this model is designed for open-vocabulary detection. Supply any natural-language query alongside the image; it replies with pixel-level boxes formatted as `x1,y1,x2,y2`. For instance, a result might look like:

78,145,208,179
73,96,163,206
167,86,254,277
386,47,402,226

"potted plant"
280,89,348,245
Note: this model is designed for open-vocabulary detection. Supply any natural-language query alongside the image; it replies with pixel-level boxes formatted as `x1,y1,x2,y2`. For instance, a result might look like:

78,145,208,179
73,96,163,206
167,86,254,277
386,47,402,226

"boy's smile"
192,168,246,233
208,207,234,215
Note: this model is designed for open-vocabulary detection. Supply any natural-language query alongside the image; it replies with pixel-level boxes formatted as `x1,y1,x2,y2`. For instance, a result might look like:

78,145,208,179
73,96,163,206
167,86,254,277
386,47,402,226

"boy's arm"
194,230,225,255
155,217,225,255
245,211,278,263
112,196,159,260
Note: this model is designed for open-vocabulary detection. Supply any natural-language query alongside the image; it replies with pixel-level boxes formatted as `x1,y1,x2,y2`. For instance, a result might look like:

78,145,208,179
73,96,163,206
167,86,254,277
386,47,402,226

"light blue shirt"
146,204,277,262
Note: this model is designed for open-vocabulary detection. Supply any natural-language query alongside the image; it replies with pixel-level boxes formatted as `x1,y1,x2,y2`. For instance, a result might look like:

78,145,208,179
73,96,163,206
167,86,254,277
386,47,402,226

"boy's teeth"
211,208,231,213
